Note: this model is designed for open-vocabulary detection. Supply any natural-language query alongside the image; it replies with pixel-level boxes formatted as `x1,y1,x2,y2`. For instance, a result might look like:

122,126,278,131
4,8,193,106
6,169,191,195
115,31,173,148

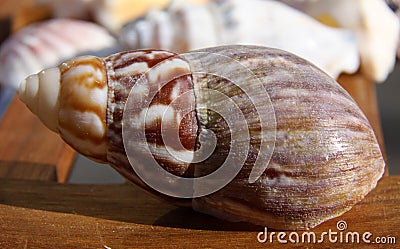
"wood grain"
0,176,398,248
0,96,76,182
0,161,56,181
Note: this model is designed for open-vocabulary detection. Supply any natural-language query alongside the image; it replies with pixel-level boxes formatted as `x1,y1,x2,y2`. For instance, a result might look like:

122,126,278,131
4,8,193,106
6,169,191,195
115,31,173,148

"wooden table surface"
0,175,399,248
0,97,76,182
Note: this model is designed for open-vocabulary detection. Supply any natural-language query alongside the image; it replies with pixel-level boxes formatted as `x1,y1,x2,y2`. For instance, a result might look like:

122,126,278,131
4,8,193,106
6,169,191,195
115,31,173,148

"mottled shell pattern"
19,45,385,230
19,56,108,162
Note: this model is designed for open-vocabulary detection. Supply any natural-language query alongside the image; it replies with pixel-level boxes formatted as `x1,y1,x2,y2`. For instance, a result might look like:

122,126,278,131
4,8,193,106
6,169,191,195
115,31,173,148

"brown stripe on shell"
59,57,108,123
105,50,199,181
188,45,385,230
18,45,385,230
110,50,176,70
145,74,197,152
60,56,106,86
143,60,198,176
99,45,383,230
58,56,108,162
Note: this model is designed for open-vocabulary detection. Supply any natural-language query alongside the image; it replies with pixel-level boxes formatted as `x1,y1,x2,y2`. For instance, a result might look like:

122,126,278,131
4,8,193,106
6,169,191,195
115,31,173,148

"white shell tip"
18,78,27,100
18,67,61,132
19,74,39,115
37,67,61,132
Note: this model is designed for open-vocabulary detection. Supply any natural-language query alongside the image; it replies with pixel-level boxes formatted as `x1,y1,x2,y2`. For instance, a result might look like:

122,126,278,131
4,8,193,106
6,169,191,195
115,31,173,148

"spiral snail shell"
18,45,385,230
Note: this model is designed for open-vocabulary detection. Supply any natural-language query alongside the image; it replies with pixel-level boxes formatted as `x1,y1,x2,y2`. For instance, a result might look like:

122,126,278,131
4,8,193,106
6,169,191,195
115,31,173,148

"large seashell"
119,0,360,79
281,0,400,82
18,45,385,230
0,18,118,89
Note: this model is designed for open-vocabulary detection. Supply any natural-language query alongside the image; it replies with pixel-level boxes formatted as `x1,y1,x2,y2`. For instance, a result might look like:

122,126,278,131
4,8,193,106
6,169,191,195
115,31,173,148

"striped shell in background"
118,0,360,80
119,0,400,82
40,0,210,33
18,45,385,230
0,18,118,89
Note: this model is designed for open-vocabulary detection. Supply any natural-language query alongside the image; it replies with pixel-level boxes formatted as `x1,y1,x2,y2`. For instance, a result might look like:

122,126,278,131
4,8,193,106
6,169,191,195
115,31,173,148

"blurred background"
377,62,400,175
0,0,399,184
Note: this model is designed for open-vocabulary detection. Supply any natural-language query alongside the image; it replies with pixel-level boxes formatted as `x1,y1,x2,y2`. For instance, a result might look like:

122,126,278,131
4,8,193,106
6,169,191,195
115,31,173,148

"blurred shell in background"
38,0,94,20
40,0,210,33
385,0,400,58
119,0,360,79
0,18,117,89
2,0,398,89
91,0,171,34
280,0,400,82
92,0,209,33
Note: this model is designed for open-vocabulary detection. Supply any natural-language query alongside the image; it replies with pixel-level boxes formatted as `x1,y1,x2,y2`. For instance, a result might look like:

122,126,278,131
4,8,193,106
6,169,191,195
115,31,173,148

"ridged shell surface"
104,50,198,204
58,56,108,162
18,55,109,163
18,45,385,230
185,46,385,230
101,46,384,230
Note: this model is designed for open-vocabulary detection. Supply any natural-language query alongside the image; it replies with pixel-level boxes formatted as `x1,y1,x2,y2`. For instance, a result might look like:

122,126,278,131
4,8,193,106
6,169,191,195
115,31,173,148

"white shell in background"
395,18,400,58
281,0,400,82
0,19,117,89
91,0,209,33
119,0,359,79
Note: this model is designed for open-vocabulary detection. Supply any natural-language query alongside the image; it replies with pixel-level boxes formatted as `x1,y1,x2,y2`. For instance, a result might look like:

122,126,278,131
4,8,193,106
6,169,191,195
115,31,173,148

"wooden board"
0,161,56,181
0,176,398,248
0,96,76,182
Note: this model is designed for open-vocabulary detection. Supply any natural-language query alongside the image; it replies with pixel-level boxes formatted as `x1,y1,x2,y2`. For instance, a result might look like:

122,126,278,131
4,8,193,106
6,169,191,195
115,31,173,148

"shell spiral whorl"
104,50,199,179
19,56,108,162
18,45,385,230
